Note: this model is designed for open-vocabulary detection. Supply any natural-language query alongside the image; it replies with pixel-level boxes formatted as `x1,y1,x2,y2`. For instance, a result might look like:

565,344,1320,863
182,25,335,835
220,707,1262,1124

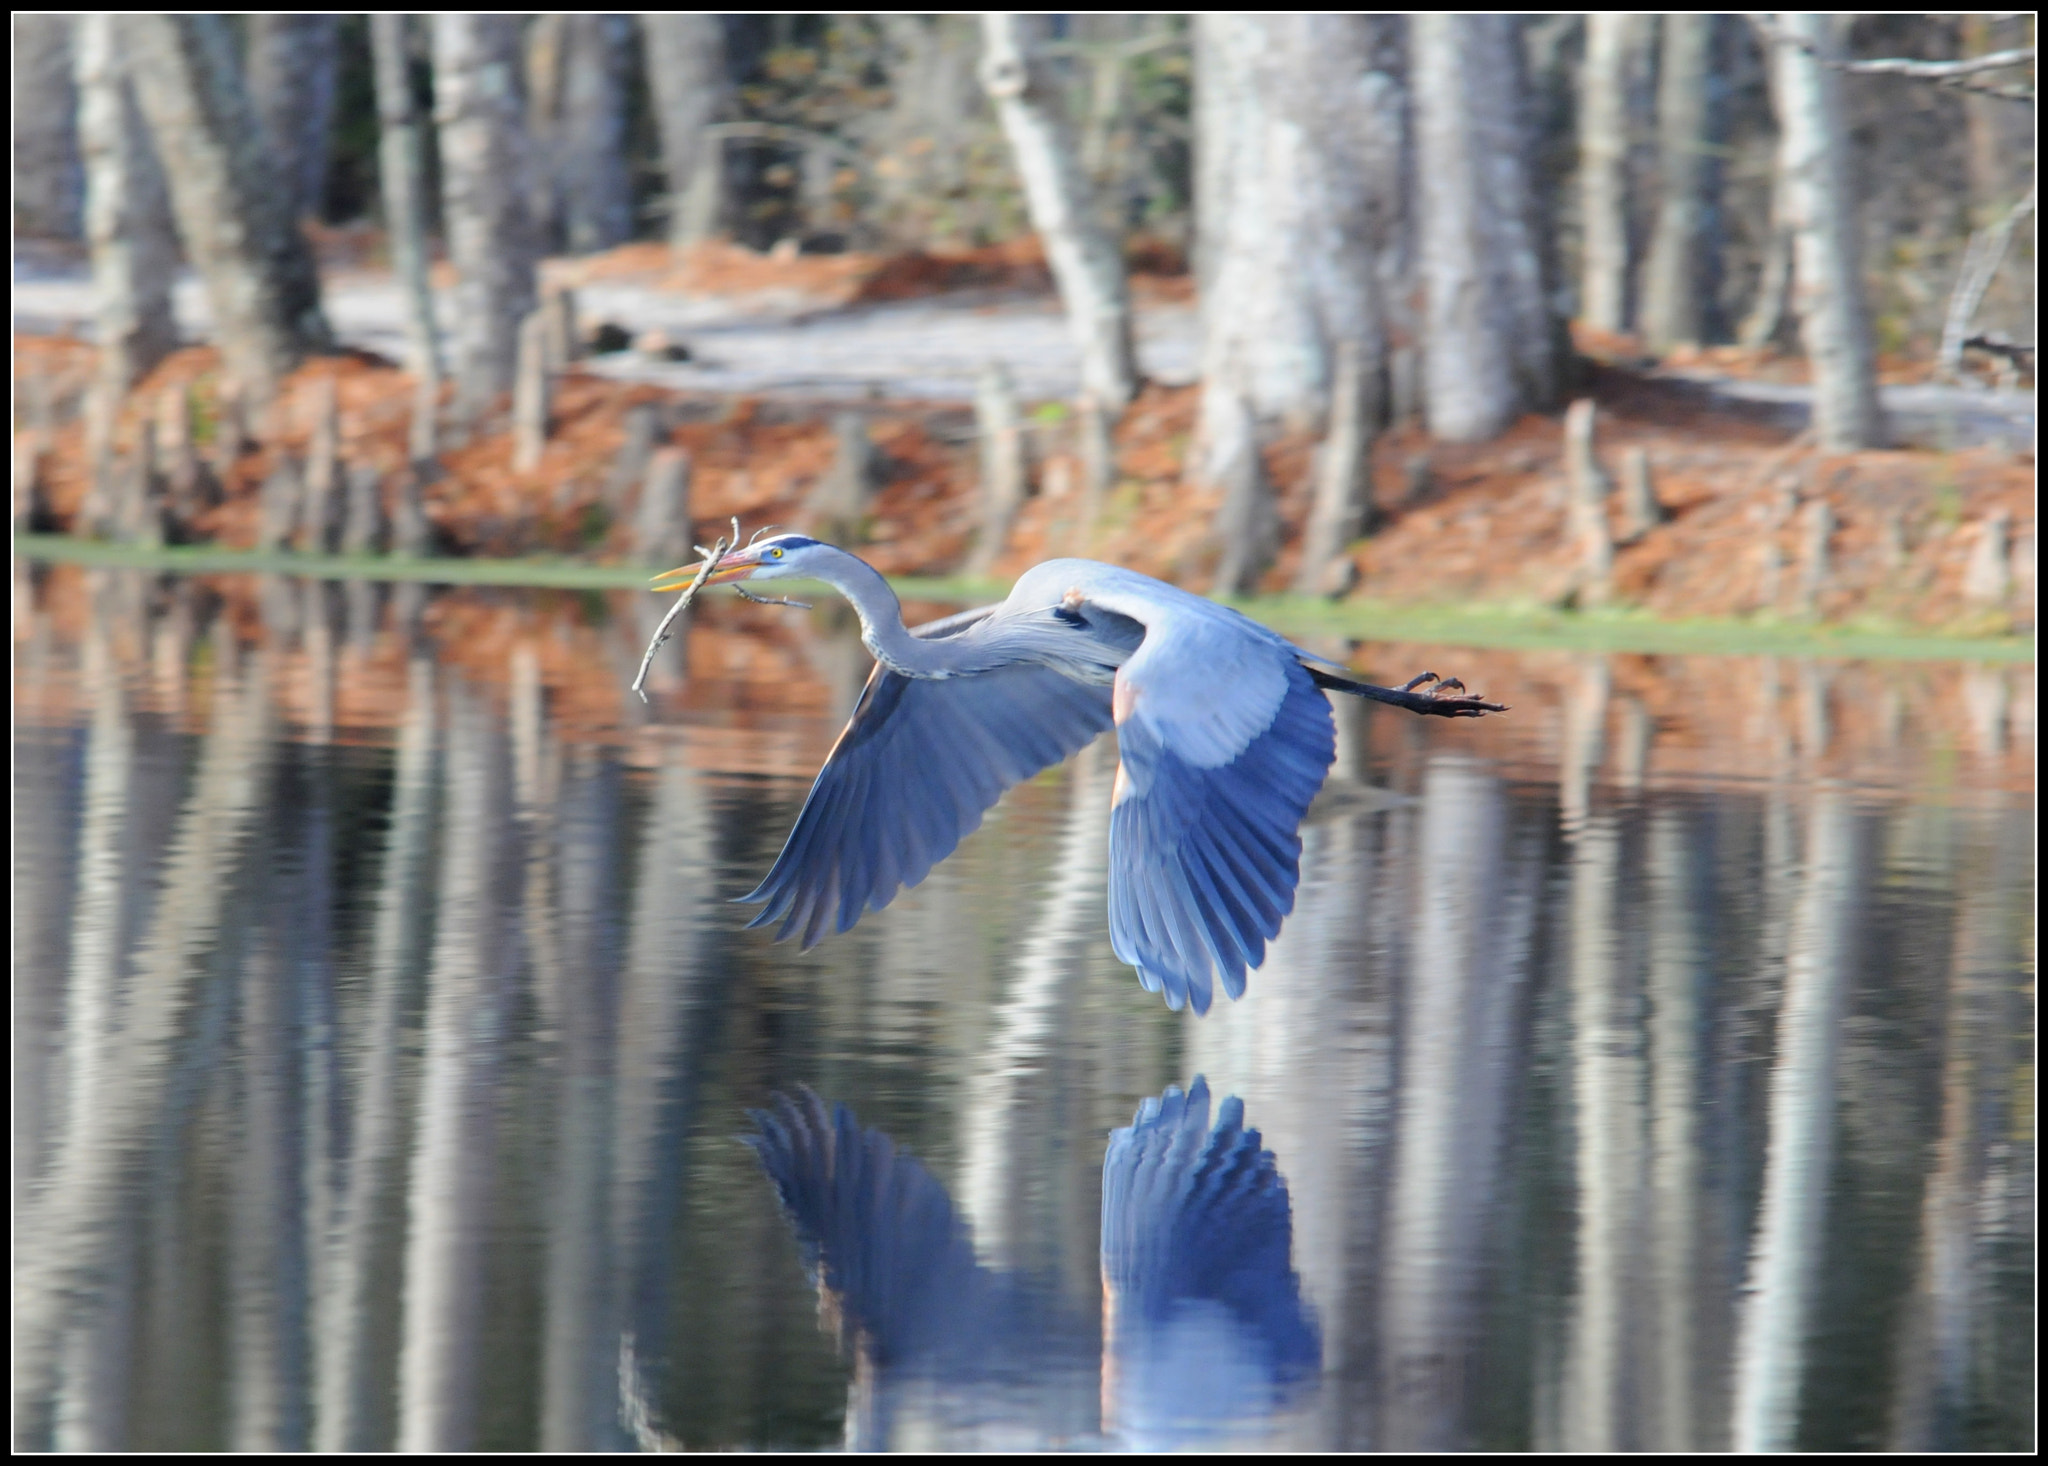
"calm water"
12,566,2036,1452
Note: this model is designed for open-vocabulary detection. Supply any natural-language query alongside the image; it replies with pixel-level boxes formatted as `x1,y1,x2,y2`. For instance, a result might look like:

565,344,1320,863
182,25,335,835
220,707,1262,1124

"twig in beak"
735,585,812,610
631,527,730,704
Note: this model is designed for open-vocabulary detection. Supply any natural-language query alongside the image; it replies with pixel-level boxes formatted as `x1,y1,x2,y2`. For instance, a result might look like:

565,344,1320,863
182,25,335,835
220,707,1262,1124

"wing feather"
742,653,1114,947
1107,642,1334,1013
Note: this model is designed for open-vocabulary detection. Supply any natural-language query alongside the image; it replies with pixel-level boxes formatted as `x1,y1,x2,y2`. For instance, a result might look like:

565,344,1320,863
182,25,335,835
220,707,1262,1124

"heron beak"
649,547,762,594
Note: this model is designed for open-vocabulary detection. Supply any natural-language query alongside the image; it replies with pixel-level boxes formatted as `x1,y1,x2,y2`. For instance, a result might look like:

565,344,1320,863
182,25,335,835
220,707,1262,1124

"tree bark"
511,310,553,472
1640,15,1722,353
1564,399,1615,606
371,15,444,405
633,447,693,567
1192,15,1395,591
14,15,83,240
1414,15,1560,443
124,14,331,409
528,15,635,255
73,15,180,470
433,15,540,428
640,15,728,249
1294,338,1374,596
980,14,1139,415
1579,14,1634,333
246,15,340,222
966,363,1026,576
1767,14,1883,451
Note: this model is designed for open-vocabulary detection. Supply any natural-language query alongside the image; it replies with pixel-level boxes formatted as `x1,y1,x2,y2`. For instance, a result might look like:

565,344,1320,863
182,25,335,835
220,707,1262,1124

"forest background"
11,13,2037,638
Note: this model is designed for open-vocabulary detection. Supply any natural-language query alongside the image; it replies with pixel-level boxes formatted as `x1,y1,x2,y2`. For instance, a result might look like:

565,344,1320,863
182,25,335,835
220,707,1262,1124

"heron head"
649,532,829,593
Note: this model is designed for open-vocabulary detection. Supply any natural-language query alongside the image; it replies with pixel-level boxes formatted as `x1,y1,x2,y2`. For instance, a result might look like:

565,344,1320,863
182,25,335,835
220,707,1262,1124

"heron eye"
770,548,784,558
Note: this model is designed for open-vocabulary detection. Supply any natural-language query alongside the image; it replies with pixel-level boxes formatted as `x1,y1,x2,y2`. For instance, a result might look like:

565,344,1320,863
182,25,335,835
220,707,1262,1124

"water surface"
12,564,2035,1451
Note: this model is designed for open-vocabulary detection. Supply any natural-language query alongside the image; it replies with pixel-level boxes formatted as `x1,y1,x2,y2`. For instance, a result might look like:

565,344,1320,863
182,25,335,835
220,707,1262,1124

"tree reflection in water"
8,568,2036,1452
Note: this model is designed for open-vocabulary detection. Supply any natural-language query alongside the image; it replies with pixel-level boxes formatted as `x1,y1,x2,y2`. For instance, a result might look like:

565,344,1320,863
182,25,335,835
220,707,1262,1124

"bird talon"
1399,672,1440,693
1431,677,1467,696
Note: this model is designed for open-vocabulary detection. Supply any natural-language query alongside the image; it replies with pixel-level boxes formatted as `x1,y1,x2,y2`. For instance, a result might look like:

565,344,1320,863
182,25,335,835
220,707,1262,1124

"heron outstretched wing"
742,620,1114,948
1103,621,1334,1013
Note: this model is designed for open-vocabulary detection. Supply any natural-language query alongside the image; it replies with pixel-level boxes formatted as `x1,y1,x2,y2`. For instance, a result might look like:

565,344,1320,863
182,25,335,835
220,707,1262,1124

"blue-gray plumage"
1101,1077,1320,1445
745,1081,1317,1448
653,535,1504,1013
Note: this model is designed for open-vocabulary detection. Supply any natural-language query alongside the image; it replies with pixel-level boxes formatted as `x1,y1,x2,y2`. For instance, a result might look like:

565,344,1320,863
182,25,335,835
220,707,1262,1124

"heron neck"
815,547,976,678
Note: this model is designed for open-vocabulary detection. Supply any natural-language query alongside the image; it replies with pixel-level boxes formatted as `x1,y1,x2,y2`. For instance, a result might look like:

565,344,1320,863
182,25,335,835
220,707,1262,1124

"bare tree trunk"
633,446,693,566
246,15,340,222
73,15,179,472
529,15,634,255
15,16,83,240
1767,14,1884,451
805,413,881,545
1193,15,1394,591
641,15,728,249
1580,14,1634,333
966,363,1026,575
980,14,1139,415
1565,399,1616,606
511,310,552,472
433,14,540,429
371,15,444,434
1294,338,1373,596
1414,15,1560,442
125,14,331,409
1641,15,1722,352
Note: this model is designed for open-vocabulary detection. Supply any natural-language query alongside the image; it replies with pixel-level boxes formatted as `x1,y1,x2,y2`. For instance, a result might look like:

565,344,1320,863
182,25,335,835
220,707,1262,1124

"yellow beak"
649,553,760,594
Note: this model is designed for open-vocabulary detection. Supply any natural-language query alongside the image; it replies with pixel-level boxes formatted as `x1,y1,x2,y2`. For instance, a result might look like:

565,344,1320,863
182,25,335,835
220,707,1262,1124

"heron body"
655,536,1503,1013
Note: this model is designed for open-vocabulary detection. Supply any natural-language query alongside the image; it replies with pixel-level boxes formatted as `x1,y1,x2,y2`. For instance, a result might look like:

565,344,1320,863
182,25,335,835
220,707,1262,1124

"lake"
12,562,2035,1451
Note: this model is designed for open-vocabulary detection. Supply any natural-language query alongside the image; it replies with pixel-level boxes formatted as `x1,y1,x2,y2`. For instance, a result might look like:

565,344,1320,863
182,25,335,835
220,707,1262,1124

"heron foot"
1398,670,1506,718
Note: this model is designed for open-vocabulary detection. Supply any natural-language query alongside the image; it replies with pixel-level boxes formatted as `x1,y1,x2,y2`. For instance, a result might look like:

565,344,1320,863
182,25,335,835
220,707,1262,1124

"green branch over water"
16,533,2033,664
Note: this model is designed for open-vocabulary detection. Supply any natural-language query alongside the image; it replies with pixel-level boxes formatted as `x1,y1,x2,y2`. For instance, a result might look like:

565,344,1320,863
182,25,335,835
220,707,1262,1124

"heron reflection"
746,1077,1320,1450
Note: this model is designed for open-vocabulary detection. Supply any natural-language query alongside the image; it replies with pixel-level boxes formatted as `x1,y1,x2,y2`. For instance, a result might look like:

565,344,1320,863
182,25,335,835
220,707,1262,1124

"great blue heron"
653,536,1504,1013
746,1078,1317,1449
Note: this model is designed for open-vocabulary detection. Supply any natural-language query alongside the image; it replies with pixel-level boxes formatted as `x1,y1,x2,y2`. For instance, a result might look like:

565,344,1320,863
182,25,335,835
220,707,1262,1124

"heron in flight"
653,536,1503,1013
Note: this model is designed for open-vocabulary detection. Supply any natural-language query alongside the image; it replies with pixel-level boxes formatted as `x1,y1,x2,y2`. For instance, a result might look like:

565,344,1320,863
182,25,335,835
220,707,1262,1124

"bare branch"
1749,20,2034,95
1834,46,2033,80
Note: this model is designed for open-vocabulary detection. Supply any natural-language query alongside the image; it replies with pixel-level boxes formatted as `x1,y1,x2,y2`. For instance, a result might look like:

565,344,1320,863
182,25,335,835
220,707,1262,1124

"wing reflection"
747,1077,1319,1451
1101,1077,1322,1449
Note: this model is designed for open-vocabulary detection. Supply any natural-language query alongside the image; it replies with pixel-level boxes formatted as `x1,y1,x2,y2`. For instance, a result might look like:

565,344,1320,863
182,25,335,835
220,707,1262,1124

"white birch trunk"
433,14,540,427
980,13,1139,414
246,15,339,222
1193,15,1394,591
1579,14,1634,333
371,16,444,397
73,15,179,465
1768,14,1884,450
15,15,83,239
1414,15,1560,443
529,16,634,255
1640,15,1720,352
641,14,728,249
124,15,331,408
